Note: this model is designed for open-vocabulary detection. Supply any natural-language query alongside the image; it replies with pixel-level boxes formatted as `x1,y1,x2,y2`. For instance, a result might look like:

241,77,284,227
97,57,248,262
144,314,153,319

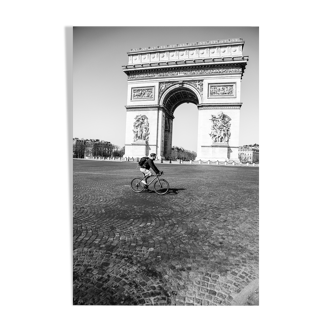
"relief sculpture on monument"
209,112,231,143
133,115,149,142
210,85,233,96
131,87,154,100
159,80,203,99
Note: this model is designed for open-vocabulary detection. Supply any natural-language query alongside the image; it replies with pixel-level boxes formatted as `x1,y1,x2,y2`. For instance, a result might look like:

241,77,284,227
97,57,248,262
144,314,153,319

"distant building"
93,140,113,159
238,144,259,163
73,138,114,159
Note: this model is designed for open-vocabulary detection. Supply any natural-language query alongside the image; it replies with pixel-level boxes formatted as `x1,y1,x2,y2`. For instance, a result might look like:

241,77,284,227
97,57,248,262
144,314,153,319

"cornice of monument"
125,105,160,110
198,103,243,109
123,60,247,80
128,38,245,54
125,105,175,118
123,56,248,72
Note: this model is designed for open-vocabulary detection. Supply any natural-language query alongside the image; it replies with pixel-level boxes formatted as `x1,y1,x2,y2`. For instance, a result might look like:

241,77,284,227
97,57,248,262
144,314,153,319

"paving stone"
73,161,259,305
201,287,208,294
209,290,217,296
194,297,202,304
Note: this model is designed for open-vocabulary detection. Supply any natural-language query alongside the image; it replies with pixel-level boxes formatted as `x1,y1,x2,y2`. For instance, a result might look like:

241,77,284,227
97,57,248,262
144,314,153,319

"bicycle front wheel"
154,179,169,195
131,178,145,193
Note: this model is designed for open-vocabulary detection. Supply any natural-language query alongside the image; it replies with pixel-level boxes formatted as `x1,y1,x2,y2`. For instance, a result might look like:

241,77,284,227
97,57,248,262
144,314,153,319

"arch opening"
171,102,199,158
161,86,200,160
162,87,199,115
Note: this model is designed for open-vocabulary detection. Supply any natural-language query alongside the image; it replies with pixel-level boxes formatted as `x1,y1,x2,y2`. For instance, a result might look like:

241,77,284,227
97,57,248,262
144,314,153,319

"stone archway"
159,82,201,158
122,38,248,161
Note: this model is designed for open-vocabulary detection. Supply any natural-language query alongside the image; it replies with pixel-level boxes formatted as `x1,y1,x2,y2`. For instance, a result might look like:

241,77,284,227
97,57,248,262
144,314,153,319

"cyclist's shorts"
140,168,152,177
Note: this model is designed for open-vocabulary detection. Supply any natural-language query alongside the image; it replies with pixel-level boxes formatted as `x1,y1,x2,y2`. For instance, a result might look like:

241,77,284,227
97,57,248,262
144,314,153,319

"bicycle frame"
142,174,162,187
131,171,169,195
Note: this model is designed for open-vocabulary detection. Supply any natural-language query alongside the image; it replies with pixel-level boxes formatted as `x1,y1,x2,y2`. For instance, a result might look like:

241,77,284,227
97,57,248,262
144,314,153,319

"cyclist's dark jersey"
143,158,160,174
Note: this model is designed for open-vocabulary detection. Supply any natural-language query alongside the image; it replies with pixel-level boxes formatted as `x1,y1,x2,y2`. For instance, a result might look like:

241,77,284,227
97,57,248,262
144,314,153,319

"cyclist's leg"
146,170,152,183
142,169,152,185
140,168,150,185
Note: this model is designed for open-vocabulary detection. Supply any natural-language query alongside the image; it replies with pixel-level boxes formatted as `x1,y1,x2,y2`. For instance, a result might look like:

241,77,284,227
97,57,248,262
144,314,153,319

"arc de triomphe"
122,38,248,161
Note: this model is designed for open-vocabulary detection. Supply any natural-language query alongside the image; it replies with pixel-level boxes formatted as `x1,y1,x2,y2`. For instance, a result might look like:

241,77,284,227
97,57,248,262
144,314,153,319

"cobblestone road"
73,160,259,305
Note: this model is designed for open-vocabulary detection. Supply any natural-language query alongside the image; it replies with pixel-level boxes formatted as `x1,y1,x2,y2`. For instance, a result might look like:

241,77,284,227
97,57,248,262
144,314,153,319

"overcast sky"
74,27,259,151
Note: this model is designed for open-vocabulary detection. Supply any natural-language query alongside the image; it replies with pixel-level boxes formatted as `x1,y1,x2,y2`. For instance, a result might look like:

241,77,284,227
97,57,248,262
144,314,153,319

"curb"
231,279,259,306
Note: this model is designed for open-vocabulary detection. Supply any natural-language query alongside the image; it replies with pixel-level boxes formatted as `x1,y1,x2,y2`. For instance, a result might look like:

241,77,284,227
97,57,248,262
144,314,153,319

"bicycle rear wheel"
154,179,169,195
131,178,145,192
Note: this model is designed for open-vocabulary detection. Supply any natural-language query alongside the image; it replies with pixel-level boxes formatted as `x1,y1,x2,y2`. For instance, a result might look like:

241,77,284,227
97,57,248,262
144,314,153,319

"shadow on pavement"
168,188,186,195
142,188,186,195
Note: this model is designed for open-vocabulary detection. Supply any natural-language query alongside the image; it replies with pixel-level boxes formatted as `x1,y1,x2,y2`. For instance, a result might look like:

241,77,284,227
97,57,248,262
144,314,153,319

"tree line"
165,146,197,161
73,138,125,159
73,139,197,160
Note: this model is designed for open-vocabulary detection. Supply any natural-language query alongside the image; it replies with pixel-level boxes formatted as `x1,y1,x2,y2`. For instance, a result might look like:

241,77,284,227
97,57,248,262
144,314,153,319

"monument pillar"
196,104,242,161
162,113,174,159
124,105,159,158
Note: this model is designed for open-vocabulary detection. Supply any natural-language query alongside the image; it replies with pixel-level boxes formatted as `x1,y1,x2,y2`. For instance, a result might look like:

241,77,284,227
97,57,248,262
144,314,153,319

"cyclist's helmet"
150,153,156,158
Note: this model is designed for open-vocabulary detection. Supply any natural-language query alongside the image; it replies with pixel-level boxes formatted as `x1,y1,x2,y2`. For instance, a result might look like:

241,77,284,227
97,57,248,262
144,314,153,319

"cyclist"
140,153,162,186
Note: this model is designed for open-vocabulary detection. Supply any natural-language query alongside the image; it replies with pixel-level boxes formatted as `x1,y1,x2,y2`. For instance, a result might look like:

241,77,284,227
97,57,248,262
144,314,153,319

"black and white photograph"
73,27,259,306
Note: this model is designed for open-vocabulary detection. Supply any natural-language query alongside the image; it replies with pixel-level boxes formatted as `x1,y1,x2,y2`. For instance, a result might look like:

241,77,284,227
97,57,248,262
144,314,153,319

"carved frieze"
188,80,203,95
128,67,242,80
131,87,155,100
210,85,233,96
159,82,174,95
208,83,236,98
159,80,203,98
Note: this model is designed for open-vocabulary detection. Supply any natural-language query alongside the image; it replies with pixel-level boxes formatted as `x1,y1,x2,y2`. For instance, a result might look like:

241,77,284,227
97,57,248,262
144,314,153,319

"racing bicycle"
131,171,169,195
